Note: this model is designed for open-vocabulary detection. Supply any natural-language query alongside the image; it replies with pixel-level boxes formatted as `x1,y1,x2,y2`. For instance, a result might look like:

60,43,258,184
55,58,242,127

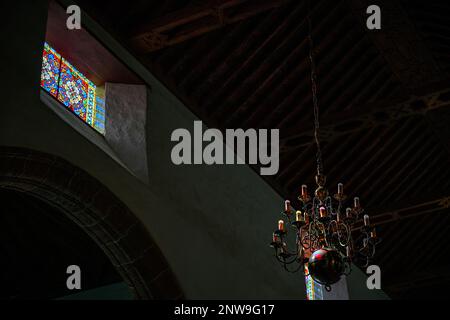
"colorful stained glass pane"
57,59,94,121
41,43,61,97
305,264,323,300
93,86,106,134
40,43,106,135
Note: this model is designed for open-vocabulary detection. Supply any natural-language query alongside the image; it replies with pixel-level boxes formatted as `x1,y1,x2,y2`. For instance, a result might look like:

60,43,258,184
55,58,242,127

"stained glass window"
93,86,106,134
305,264,323,300
40,42,105,135
41,43,61,98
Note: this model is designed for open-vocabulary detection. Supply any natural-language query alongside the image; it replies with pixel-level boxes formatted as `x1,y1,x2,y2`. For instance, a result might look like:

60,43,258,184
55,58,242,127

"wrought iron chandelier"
269,4,380,291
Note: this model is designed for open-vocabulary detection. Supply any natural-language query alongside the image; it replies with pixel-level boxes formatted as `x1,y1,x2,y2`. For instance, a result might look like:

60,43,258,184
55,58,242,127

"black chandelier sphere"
308,248,345,286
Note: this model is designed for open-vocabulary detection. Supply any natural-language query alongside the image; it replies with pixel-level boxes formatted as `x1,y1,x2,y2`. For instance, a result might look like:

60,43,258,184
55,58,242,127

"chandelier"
269,5,380,292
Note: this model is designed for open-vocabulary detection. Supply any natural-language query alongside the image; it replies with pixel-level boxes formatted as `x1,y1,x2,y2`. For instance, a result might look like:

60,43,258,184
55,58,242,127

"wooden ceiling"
73,0,450,299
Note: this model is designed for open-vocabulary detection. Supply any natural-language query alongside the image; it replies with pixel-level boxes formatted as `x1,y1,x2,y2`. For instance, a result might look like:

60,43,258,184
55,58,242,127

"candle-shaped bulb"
346,246,351,257
346,208,352,218
371,228,377,238
319,207,327,218
301,185,308,197
364,214,370,227
337,211,342,222
296,210,303,222
284,200,292,214
338,183,344,195
354,197,360,208
278,220,285,232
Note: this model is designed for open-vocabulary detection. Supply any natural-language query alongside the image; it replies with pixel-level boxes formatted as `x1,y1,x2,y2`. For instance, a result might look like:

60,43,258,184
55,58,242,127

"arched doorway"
0,147,183,300
0,188,126,299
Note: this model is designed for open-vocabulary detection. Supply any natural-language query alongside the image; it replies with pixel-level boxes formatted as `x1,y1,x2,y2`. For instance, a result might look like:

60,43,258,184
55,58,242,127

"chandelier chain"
307,3,323,177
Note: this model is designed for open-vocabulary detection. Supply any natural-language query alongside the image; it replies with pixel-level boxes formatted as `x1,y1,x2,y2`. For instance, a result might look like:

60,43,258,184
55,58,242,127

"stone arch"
0,146,183,300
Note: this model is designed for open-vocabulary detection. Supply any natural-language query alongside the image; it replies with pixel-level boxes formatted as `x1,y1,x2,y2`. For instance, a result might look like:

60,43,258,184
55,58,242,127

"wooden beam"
280,80,450,149
385,264,450,293
131,0,287,53
352,194,450,230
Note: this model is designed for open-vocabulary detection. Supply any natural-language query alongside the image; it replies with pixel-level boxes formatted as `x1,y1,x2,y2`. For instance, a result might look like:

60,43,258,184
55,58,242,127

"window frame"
40,42,106,136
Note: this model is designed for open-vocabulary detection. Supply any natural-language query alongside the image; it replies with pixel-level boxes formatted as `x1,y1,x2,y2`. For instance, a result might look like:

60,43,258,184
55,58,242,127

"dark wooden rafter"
226,0,346,128
199,0,318,118
344,122,422,201
385,264,450,294
352,195,450,229
130,0,288,53
402,216,450,277
212,1,337,116
280,81,450,150
346,0,444,88
226,1,404,133
188,4,293,102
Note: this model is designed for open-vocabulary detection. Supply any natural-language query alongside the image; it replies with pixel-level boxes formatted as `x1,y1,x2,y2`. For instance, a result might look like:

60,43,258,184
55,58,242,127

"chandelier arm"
360,232,371,251
346,225,352,246
282,255,303,271
276,253,298,265
283,261,304,274
315,221,331,248
364,240,376,259
370,244,376,259
279,246,301,258
327,220,337,237
283,257,300,265
362,256,370,269
338,223,351,247
300,237,312,250
300,229,315,250
355,240,368,256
